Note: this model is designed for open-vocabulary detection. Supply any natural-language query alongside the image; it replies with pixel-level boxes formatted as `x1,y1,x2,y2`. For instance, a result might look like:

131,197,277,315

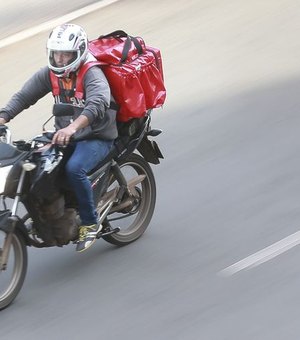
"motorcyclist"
0,23,118,252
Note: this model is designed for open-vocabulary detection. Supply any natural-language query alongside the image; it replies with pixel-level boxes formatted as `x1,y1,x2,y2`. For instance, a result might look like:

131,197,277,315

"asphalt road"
1,0,300,339
0,0,105,40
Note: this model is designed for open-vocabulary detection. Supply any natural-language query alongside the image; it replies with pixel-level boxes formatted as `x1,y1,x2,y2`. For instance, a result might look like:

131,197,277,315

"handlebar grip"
0,124,8,132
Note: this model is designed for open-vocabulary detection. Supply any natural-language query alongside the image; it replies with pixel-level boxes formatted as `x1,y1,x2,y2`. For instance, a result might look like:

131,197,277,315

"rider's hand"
0,117,7,125
52,126,76,146
52,115,89,145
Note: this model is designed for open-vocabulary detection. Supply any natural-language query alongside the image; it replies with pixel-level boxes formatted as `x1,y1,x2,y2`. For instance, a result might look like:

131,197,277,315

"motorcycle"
0,104,163,310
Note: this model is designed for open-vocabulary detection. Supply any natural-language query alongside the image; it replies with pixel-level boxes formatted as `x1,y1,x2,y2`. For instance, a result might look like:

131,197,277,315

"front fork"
1,230,13,271
1,168,27,270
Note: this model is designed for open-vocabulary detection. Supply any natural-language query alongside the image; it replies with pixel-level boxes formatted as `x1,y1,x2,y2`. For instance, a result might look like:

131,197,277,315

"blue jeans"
65,139,113,225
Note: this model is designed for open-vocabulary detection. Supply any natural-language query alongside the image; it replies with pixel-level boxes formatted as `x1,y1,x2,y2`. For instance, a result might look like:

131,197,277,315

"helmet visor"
48,50,78,69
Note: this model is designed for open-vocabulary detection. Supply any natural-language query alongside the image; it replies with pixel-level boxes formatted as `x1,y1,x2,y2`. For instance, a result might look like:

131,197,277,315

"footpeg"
96,227,120,239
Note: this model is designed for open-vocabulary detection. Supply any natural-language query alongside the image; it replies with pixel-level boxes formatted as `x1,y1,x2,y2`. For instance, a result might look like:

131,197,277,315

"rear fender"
137,136,164,165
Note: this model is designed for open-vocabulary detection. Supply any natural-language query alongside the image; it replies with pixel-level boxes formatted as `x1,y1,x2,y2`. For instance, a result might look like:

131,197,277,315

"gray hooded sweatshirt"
0,63,118,141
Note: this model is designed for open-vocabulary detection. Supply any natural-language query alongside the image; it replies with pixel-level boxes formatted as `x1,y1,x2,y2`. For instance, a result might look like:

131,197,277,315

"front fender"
0,210,12,232
0,210,31,246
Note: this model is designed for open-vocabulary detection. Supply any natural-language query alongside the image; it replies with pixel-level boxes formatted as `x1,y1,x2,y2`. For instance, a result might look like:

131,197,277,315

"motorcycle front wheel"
101,153,156,246
0,230,28,310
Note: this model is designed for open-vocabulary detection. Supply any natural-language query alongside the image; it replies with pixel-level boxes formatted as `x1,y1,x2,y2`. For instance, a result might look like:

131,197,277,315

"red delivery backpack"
51,30,166,122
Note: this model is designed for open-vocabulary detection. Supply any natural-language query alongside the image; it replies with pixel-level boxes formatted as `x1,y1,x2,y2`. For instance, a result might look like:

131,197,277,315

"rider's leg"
65,139,113,251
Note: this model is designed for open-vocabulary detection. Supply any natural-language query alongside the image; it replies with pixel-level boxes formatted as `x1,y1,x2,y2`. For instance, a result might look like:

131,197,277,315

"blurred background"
1,0,300,339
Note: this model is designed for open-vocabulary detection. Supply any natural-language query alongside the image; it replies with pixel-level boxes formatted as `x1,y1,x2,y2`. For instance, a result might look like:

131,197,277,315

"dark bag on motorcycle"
79,30,166,122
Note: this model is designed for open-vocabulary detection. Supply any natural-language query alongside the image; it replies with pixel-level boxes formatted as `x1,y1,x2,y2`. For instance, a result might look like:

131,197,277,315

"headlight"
0,165,13,194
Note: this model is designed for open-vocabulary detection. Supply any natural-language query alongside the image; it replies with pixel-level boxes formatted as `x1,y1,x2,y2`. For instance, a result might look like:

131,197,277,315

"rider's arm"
0,67,51,122
52,115,89,145
69,115,89,131
81,66,111,124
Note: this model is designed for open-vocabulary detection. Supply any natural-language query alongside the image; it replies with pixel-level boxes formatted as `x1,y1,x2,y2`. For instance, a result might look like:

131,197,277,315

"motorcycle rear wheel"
0,230,28,310
101,153,156,246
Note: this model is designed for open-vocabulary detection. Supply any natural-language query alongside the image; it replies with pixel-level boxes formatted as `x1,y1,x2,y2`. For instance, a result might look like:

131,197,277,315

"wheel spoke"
101,154,156,246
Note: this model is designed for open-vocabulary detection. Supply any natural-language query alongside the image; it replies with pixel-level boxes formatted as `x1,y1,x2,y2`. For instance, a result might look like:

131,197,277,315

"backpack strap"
98,31,144,62
49,71,60,96
49,62,102,99
75,61,102,99
49,61,119,111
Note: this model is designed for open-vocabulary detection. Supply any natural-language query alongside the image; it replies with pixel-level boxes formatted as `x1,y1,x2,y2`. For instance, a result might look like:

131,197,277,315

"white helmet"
47,23,88,77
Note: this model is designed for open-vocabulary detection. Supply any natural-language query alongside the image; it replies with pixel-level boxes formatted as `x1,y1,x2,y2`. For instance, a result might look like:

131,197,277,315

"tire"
0,230,28,310
102,153,156,246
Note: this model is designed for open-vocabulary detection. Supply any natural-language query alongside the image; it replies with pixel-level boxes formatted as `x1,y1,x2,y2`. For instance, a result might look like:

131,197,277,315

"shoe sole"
75,224,103,252
76,238,96,252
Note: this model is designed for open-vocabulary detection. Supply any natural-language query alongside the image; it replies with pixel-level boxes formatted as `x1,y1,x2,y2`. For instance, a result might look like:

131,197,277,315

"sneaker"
76,224,100,252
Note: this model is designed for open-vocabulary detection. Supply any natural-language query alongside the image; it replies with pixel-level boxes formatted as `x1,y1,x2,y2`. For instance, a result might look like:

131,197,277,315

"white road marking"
219,230,300,276
0,0,120,49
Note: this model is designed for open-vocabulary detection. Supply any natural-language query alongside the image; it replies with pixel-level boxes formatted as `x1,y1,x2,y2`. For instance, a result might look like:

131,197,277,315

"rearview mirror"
52,103,75,117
